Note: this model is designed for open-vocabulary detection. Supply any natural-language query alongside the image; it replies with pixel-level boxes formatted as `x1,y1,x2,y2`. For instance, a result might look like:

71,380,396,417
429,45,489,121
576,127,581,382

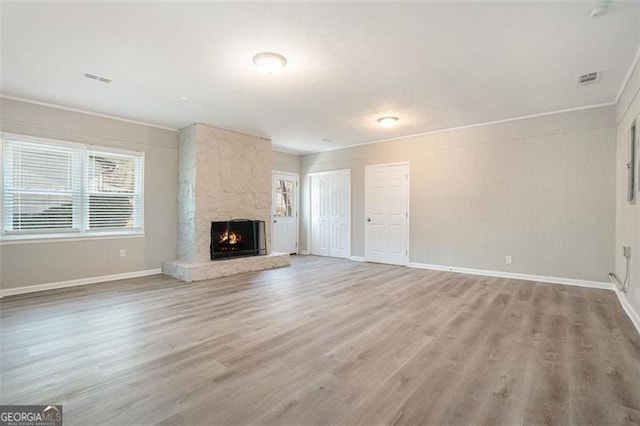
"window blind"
3,139,81,234
85,149,143,231
2,135,144,239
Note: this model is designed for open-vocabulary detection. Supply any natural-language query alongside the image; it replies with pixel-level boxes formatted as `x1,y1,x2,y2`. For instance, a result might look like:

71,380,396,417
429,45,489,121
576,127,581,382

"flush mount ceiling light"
253,52,287,73
377,116,399,128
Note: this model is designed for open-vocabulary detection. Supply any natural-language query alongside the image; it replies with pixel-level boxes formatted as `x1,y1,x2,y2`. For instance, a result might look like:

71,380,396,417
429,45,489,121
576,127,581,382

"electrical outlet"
120,249,126,257
505,255,512,265
623,246,631,259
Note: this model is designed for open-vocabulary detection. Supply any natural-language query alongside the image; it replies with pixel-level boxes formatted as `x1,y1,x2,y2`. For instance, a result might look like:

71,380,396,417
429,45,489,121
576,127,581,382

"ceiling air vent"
84,73,112,84
578,71,599,86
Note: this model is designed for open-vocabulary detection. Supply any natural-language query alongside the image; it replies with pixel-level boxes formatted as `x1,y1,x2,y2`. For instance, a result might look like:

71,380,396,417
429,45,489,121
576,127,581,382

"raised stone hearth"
162,252,290,282
163,123,291,282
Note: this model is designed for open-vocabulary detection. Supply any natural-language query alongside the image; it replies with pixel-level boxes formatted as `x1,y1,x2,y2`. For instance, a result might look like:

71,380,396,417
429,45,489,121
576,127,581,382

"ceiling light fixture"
377,116,399,128
253,52,287,73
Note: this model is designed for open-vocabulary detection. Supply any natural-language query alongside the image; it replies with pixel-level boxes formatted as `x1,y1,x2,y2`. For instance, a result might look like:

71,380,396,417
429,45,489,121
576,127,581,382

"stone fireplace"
162,123,290,282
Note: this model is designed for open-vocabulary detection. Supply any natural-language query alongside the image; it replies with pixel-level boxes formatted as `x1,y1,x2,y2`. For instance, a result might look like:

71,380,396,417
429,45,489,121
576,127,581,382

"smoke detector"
590,1,609,18
578,71,600,86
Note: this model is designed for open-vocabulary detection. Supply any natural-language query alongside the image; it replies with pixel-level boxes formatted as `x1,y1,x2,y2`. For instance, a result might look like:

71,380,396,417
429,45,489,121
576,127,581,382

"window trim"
1,132,145,242
0,232,145,245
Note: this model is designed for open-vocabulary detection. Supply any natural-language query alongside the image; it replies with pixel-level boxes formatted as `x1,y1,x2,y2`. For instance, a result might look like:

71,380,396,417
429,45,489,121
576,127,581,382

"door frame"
364,162,410,266
307,169,351,258
272,171,299,254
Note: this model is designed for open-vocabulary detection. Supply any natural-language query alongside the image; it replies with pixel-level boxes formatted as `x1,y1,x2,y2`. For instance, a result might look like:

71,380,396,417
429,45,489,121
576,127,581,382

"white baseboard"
407,262,613,290
614,289,640,334
350,256,365,262
0,269,162,298
300,250,311,255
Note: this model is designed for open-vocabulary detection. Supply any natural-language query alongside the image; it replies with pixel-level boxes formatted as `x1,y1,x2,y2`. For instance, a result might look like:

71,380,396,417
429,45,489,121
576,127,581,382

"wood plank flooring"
1,256,639,425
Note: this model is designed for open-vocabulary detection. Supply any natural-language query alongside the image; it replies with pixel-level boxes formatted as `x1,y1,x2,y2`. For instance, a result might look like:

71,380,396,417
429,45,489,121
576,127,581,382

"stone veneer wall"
176,123,272,263
176,125,197,261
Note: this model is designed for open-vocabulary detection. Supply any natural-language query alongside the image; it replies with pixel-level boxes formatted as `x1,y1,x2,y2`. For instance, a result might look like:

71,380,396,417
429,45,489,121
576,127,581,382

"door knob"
366,218,371,223
273,220,278,223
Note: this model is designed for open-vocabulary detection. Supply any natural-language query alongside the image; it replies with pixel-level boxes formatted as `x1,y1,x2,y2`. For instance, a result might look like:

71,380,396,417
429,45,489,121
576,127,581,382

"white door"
310,174,329,256
365,163,409,265
329,170,350,258
310,170,351,258
272,172,298,254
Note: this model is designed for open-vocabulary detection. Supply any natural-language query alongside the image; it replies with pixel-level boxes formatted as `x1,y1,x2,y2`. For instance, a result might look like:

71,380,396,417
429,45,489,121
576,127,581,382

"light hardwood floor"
1,256,639,425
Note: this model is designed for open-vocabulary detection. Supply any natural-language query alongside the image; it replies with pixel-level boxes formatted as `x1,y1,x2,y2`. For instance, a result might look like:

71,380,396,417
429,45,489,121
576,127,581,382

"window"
629,120,637,204
274,178,294,217
1,134,144,240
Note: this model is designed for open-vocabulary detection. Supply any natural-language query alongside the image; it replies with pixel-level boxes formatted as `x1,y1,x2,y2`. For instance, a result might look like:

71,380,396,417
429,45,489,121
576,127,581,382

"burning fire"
219,229,241,245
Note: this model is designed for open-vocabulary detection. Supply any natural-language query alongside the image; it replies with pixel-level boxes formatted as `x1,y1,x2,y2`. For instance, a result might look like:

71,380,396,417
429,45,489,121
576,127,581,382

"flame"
219,230,241,245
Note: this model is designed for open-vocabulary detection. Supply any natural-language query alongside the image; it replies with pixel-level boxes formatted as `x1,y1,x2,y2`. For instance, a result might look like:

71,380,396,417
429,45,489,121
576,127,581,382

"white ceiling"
1,2,639,153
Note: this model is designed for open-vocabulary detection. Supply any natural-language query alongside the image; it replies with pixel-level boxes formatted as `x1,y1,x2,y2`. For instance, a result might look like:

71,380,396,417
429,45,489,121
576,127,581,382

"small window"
628,121,637,204
275,178,294,217
2,134,144,240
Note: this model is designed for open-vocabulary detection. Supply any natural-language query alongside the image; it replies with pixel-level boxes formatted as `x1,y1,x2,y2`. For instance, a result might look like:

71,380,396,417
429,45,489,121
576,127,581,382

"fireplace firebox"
210,220,266,261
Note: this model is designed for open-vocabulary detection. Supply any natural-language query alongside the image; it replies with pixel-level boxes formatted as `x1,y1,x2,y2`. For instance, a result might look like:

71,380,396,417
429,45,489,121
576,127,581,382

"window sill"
0,232,146,245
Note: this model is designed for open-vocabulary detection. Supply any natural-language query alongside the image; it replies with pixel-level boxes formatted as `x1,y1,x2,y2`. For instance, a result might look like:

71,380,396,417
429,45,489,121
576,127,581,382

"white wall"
0,98,179,290
301,106,617,283
615,56,640,317
273,150,301,175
